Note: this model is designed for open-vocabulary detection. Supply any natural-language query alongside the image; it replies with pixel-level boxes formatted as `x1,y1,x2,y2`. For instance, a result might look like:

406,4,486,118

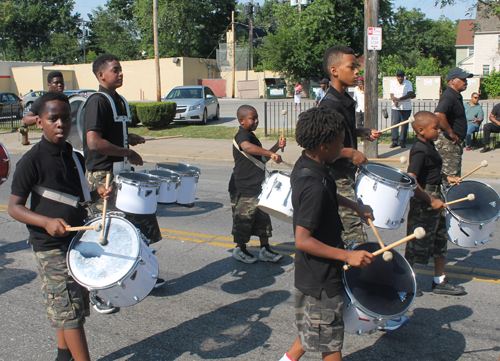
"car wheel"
213,105,220,120
201,109,207,125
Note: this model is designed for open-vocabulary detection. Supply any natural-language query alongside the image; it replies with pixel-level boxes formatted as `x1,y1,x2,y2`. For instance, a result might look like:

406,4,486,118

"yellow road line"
413,268,500,284
0,209,7,212
0,204,7,208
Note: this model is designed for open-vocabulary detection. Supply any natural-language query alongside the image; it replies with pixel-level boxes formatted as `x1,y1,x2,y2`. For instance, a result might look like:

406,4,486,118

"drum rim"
0,142,10,182
342,242,416,319
67,215,144,290
269,169,291,177
358,162,417,189
156,163,200,176
445,180,500,224
148,169,181,182
117,172,162,187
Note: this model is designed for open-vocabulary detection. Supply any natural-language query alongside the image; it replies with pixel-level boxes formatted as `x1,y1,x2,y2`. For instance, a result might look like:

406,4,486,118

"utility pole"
232,10,236,98
363,0,379,158
248,0,253,70
153,0,161,102
81,21,86,63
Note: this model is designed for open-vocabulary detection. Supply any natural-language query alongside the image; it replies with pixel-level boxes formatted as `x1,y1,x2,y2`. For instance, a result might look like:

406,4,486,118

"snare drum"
67,215,159,307
445,180,500,248
257,171,293,224
116,172,161,214
343,243,416,334
355,163,416,229
148,169,181,204
156,163,200,205
0,142,10,185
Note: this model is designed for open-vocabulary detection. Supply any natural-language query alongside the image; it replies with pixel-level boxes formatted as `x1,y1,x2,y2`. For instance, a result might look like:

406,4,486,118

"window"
469,47,474,56
483,64,490,76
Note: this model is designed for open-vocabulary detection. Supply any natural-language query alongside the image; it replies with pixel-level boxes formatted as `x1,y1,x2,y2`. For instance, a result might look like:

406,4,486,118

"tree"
437,0,500,21
0,1,18,61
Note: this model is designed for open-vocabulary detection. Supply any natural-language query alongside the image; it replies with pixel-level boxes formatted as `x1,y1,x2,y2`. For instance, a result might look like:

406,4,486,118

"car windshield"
166,88,202,99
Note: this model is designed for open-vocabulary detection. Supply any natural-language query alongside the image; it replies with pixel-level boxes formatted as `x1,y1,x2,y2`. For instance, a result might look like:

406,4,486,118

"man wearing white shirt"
314,78,329,106
390,70,413,148
353,76,365,127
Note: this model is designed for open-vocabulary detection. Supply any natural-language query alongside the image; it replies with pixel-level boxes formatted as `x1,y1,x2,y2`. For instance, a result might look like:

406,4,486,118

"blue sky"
73,0,475,22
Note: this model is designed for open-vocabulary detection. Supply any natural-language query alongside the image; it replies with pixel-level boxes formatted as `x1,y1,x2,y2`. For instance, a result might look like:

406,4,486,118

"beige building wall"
11,66,46,95
220,69,282,98
2,61,52,95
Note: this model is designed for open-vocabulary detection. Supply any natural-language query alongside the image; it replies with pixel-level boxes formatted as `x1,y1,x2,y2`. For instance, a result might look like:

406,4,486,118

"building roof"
456,20,475,46
475,8,500,33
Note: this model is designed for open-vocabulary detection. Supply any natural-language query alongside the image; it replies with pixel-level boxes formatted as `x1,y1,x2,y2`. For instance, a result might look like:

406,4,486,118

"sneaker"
415,288,423,297
259,246,283,263
432,277,465,295
377,316,410,332
92,300,118,314
232,246,257,264
154,277,166,288
400,143,406,148
390,142,398,148
465,147,471,151
480,145,491,153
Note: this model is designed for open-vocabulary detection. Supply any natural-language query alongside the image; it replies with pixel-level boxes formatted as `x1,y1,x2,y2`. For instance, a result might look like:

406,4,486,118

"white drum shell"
146,169,181,204
257,171,293,224
445,212,494,248
116,174,160,214
342,293,387,334
355,172,415,229
67,216,159,308
156,163,200,205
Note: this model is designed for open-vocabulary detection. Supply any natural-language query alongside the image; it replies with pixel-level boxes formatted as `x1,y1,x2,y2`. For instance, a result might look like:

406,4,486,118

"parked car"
0,92,23,120
163,85,219,125
63,89,95,98
22,90,47,115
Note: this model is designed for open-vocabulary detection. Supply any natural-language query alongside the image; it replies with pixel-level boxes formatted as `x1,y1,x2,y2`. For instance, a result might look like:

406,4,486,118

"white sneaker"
232,246,257,264
259,246,283,263
377,316,409,332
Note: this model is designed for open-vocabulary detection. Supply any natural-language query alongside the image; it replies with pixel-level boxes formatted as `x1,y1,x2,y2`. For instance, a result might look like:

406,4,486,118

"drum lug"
453,237,458,245
491,232,495,237
138,256,145,265
156,188,159,195
395,185,401,197
357,329,363,335
117,182,122,190
167,181,171,191
391,220,400,226
482,238,490,244
479,222,484,230
118,280,125,289
152,274,158,279
474,240,478,246
134,296,139,302
400,216,405,224
195,176,199,184
385,218,390,225
372,181,377,191
137,185,141,196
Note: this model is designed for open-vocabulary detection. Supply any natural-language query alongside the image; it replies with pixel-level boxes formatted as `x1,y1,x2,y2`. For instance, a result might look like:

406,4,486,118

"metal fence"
264,99,500,140
0,105,24,130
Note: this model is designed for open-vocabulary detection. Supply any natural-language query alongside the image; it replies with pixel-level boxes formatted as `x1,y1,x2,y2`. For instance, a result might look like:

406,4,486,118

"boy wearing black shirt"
229,105,285,264
280,107,374,361
9,92,111,361
405,111,464,296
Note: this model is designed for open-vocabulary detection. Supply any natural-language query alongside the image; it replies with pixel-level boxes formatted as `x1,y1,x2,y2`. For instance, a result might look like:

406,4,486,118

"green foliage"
128,102,140,127
136,102,176,130
480,70,500,98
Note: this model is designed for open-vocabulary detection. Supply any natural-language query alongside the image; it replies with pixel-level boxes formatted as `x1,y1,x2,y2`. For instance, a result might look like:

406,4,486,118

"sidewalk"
1,130,498,179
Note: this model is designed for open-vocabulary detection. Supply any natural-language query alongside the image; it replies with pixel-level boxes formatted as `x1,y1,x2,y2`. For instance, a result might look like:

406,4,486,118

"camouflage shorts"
33,246,90,330
87,170,162,243
295,289,344,353
230,193,272,244
435,133,463,179
335,177,368,245
405,194,448,264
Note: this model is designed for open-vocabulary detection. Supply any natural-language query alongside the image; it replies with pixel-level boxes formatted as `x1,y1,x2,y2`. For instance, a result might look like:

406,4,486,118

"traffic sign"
367,27,382,51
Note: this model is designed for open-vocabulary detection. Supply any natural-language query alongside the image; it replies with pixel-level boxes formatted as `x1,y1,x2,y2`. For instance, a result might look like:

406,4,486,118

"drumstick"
66,223,102,232
366,219,393,262
143,135,183,141
458,160,488,182
281,109,286,153
97,173,112,246
368,156,407,164
379,116,415,133
343,227,426,270
425,193,475,212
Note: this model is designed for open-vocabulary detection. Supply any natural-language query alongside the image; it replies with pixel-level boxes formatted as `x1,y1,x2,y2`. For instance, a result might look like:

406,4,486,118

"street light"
243,1,259,70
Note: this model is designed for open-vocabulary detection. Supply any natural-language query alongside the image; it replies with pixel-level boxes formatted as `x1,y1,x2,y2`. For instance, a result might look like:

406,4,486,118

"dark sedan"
0,92,23,120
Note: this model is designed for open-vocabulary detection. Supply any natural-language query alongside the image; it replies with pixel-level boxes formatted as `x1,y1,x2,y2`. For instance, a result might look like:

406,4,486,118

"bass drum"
67,96,87,153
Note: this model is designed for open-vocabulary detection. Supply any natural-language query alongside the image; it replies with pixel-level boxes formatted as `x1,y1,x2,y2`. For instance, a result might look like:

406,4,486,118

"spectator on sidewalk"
294,82,303,112
464,92,484,150
353,76,365,127
480,102,500,153
314,78,329,106
390,70,413,148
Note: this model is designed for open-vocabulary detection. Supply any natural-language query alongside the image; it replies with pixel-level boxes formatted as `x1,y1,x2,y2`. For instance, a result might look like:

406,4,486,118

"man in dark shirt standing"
434,67,473,178
480,103,500,153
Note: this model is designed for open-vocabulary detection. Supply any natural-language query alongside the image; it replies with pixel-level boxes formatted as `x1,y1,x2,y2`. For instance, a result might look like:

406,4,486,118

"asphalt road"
1,154,500,361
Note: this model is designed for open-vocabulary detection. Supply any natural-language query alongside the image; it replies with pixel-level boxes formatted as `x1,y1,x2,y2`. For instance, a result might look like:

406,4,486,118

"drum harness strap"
232,139,268,173
33,152,92,209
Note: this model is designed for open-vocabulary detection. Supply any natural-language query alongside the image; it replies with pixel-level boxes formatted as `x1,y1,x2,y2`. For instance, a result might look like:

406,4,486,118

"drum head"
446,180,500,223
0,142,10,184
344,243,415,317
362,163,414,185
118,171,161,185
68,216,140,288
67,96,87,152
156,162,200,175
149,169,181,181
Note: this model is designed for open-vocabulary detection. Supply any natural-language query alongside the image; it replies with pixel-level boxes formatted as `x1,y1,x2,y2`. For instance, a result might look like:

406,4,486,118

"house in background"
456,11,500,76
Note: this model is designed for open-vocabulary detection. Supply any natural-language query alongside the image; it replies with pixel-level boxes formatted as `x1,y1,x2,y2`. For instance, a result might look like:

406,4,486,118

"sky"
73,0,476,22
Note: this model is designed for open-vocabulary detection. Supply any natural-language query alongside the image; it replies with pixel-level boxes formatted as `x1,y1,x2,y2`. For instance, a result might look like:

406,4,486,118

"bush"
136,102,176,130
481,70,500,99
128,102,140,127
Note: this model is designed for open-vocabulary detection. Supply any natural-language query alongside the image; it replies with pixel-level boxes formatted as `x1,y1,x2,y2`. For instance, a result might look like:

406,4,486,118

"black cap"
320,78,329,84
396,70,405,76
446,67,473,81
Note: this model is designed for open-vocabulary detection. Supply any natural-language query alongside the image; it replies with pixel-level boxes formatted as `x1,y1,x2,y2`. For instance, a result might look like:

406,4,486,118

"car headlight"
189,104,201,111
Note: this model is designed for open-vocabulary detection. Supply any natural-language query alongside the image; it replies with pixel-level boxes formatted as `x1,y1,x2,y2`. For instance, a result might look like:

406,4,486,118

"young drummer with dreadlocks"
279,107,374,361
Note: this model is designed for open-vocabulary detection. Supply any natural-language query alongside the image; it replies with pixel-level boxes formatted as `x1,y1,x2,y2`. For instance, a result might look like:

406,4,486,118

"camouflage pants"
405,193,448,264
335,177,368,245
295,289,344,353
87,170,162,244
230,193,272,244
33,246,90,330
435,133,463,179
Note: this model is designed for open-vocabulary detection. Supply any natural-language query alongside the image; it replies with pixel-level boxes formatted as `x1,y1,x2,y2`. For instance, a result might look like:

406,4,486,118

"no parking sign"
367,27,382,50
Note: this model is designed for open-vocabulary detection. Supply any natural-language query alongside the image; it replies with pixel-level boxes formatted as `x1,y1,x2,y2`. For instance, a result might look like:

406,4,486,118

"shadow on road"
0,239,37,296
157,201,224,217
100,290,290,361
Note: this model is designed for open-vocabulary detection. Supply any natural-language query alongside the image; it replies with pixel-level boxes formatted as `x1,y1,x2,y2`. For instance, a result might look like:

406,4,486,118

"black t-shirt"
11,137,88,252
435,87,467,141
291,152,345,299
228,126,266,197
491,103,500,121
319,86,358,180
29,97,42,115
407,137,443,187
83,85,126,171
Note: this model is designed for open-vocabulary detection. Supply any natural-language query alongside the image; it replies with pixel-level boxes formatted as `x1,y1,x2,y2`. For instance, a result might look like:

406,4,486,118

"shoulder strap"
232,138,266,171
293,168,337,202
319,92,340,106
72,151,92,202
